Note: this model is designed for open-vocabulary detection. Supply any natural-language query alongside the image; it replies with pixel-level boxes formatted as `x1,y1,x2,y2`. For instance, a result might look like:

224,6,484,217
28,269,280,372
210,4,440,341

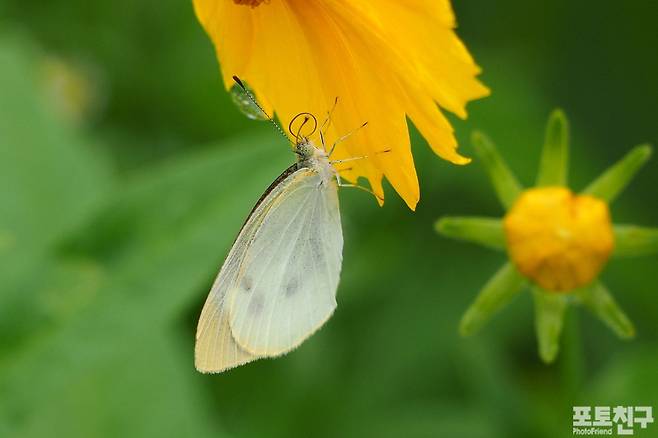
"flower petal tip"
434,217,449,235
452,155,472,166
458,310,482,337
458,322,476,338
539,347,559,364
636,143,653,159
620,326,636,340
548,108,567,122
583,143,653,202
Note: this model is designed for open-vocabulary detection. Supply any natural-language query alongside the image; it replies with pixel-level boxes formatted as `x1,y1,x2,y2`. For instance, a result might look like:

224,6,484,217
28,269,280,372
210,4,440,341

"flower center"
503,187,614,292
233,0,267,7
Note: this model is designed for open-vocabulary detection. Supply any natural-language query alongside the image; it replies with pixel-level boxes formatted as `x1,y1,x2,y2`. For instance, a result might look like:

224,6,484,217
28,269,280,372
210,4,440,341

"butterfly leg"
318,97,339,153
320,98,339,135
329,149,390,165
330,156,368,165
328,122,368,158
334,172,383,202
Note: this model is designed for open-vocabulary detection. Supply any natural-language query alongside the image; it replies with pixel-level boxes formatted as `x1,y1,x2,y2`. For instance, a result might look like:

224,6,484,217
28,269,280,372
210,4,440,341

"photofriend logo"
573,406,654,435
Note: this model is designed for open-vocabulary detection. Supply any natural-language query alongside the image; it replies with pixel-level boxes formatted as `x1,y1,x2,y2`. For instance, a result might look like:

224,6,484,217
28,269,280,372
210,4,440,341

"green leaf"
435,216,506,251
459,262,527,336
587,351,658,406
471,131,523,210
0,36,110,360
582,144,652,202
532,288,568,364
575,282,635,339
536,109,569,187
346,403,500,438
1,135,287,437
612,224,658,258
0,37,110,255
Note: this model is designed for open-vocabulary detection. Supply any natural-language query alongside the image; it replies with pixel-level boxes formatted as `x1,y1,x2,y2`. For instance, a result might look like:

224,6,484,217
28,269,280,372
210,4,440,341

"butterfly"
195,77,377,373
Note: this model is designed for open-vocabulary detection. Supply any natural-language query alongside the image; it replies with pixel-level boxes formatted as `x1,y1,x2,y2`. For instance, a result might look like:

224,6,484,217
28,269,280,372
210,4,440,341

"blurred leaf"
575,281,635,339
612,224,658,258
460,262,527,336
435,216,506,251
588,350,658,408
535,109,569,187
582,144,652,202
2,334,224,437
345,403,503,438
0,32,292,436
0,34,110,358
0,133,289,437
0,258,103,358
0,35,109,254
532,288,567,364
471,131,523,210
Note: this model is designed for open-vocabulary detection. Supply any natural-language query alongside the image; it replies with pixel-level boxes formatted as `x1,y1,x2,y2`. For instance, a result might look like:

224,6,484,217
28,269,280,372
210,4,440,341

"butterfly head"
294,137,328,163
289,111,329,163
294,137,314,158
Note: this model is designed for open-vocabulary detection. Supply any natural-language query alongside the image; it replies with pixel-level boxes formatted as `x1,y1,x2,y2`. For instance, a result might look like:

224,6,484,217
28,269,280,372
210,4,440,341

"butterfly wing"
195,167,343,372
194,297,255,373
195,165,299,372
227,170,342,355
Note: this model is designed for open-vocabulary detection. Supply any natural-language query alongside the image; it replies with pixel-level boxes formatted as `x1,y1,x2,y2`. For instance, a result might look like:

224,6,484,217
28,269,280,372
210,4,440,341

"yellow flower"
193,0,489,209
436,110,656,363
504,187,614,291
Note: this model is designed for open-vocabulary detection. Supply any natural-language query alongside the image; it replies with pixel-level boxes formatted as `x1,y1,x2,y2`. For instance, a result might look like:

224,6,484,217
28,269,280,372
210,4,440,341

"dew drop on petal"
229,80,269,121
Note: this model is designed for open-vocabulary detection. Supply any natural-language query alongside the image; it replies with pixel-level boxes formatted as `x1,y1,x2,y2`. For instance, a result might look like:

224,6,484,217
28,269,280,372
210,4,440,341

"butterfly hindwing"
227,170,342,355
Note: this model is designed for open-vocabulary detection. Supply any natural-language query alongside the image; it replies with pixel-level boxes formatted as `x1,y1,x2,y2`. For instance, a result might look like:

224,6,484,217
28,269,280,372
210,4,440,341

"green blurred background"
1,1,656,437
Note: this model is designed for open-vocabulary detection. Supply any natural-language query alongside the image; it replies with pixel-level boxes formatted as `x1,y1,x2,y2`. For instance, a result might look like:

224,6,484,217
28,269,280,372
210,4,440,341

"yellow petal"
194,0,488,209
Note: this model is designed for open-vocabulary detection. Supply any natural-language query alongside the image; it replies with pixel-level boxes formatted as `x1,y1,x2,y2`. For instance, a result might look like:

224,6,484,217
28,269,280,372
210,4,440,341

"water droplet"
230,80,269,121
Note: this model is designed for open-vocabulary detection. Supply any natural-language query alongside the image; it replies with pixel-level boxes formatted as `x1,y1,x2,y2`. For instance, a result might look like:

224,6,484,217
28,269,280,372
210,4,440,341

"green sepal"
533,288,568,364
536,109,569,187
459,262,527,336
575,282,635,339
582,144,652,203
472,131,523,210
435,216,506,251
612,224,658,258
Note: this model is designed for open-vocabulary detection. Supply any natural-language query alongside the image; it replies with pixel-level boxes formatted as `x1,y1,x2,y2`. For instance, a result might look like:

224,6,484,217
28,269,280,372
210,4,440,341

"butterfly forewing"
194,185,274,372
195,166,299,372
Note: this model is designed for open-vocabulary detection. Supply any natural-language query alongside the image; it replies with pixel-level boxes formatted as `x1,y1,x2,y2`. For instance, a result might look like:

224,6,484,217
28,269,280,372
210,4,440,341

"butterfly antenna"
288,112,318,142
232,76,292,144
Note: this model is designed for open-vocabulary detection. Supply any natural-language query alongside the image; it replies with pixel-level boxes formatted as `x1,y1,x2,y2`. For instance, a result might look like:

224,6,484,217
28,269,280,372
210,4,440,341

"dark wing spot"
285,277,299,297
310,238,324,265
248,295,264,315
241,276,253,293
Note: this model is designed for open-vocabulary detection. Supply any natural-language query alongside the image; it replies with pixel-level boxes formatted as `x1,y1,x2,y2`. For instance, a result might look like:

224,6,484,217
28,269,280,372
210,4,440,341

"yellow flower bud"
503,187,614,291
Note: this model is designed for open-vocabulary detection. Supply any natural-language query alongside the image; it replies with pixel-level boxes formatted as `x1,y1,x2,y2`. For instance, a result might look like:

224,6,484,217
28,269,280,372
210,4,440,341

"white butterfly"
195,79,374,373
